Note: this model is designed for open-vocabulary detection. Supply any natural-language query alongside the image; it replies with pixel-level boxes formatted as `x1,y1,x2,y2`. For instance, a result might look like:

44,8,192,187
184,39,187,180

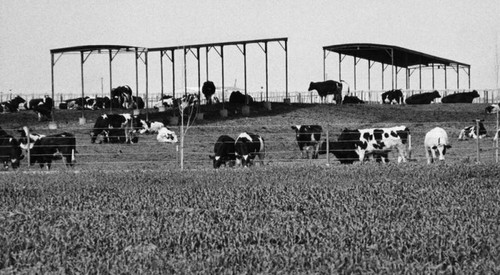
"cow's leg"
425,148,433,164
431,148,438,162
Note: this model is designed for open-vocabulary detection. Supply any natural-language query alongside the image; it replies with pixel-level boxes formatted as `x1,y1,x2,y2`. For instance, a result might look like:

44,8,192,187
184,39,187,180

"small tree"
178,94,199,169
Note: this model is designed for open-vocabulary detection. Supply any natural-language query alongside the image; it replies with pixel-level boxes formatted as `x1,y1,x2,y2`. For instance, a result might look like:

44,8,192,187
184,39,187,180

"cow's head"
209,155,225,169
307,82,315,91
1,136,24,169
432,90,442,98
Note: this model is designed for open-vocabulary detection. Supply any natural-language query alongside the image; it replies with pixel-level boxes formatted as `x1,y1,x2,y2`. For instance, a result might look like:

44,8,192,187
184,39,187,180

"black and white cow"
86,96,111,110
153,95,174,109
424,127,451,164
441,90,480,103
234,132,265,167
291,125,322,159
209,135,236,168
0,127,24,169
0,95,25,113
59,96,89,110
132,112,169,134
458,121,487,140
156,127,178,143
308,80,348,104
90,113,137,144
320,126,411,164
32,95,53,121
405,91,441,105
18,126,76,169
485,104,500,114
382,89,404,104
111,85,133,109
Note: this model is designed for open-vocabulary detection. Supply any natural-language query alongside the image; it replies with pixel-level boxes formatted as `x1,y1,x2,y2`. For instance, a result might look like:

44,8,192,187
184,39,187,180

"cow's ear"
291,126,297,130
209,155,214,160
445,145,452,149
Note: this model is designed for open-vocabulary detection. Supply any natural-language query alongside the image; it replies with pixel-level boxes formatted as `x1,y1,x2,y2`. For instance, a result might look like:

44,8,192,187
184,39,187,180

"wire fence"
2,119,500,171
2,88,500,108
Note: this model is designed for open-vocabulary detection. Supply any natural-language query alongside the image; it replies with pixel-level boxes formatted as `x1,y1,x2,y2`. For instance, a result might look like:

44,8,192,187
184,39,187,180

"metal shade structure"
148,37,289,106
50,45,149,121
323,43,471,91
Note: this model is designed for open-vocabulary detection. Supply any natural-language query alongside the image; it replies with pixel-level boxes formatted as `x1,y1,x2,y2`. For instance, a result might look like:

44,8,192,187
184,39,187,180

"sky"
1,0,499,99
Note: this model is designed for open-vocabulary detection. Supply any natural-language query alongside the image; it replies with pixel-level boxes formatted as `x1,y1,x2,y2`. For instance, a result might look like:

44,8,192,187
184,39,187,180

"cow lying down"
319,126,411,164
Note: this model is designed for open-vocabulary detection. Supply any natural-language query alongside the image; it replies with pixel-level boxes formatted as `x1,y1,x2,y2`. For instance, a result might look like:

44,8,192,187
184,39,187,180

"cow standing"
405,91,441,105
441,90,480,103
0,127,24,169
18,126,76,169
234,132,265,167
382,89,404,104
111,85,133,109
308,80,348,104
322,126,411,164
90,114,137,144
32,95,54,121
458,121,487,140
486,104,500,114
202,81,216,105
424,127,451,164
291,125,322,159
209,135,236,168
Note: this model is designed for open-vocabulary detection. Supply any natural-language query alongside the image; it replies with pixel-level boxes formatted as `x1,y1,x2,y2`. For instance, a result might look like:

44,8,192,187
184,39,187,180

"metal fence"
2,88,500,108
2,120,500,171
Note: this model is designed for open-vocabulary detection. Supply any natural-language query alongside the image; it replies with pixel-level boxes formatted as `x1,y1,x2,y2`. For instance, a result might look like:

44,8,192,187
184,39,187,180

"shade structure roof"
323,43,470,68
50,45,147,54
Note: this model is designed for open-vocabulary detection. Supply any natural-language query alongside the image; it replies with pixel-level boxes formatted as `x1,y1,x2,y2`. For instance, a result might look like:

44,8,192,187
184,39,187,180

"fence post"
476,119,481,163
26,127,30,168
326,126,330,166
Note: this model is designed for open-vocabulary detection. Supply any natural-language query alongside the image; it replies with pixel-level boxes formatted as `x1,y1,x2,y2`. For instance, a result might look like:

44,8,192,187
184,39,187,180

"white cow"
424,127,451,164
157,127,178,143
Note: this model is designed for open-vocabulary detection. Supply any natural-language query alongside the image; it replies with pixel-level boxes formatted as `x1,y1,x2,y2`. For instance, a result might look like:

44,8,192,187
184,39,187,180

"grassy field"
1,102,500,273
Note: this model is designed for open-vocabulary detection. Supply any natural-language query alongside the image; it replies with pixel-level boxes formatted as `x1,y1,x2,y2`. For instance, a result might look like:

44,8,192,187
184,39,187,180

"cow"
424,127,452,164
209,135,236,168
382,89,404,104
90,113,137,144
111,85,133,109
321,126,411,164
291,125,322,159
59,97,89,110
32,95,53,121
229,91,253,105
441,90,480,103
86,96,111,110
156,127,178,143
153,95,174,109
308,80,348,104
0,127,24,169
458,121,487,140
405,91,441,105
18,126,76,169
24,98,44,110
0,95,25,113
132,111,169,134
342,95,365,104
234,132,265,167
485,104,500,114
202,81,216,105
131,96,145,109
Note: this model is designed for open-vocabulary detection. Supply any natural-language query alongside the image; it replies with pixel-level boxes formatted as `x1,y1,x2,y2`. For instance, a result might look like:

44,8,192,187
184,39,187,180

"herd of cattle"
1,81,499,170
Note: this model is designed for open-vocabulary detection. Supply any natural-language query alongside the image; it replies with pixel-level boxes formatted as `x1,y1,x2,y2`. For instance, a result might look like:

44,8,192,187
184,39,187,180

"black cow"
0,127,24,169
131,96,145,109
458,121,487,140
405,91,441,105
441,90,480,103
342,95,365,104
308,80,347,104
209,135,236,168
0,95,25,113
382,89,404,104
18,126,76,169
90,113,137,144
202,81,216,105
318,129,361,164
229,91,253,105
234,132,265,167
291,125,322,159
